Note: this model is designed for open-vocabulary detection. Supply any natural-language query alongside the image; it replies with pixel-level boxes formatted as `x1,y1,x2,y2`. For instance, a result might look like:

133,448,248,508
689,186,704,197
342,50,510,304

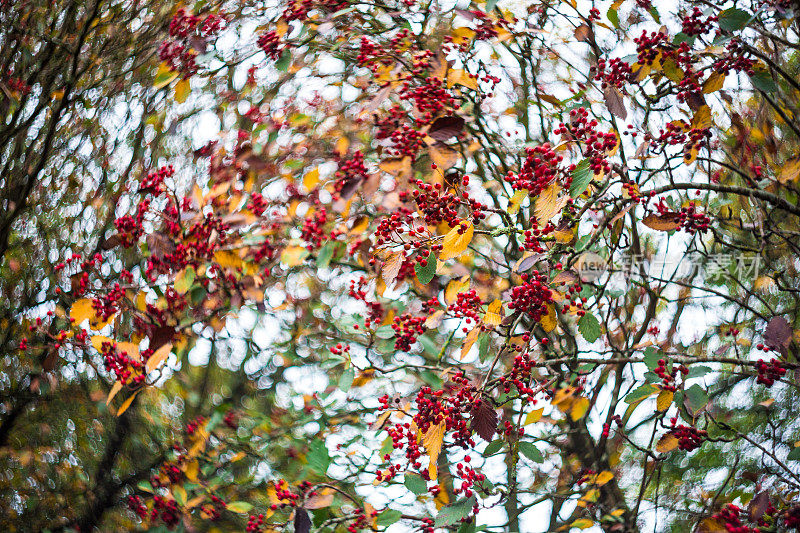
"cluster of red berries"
346,506,380,532
98,339,145,385
334,151,369,199
654,359,688,392
505,143,568,196
499,352,543,399
508,271,555,323
246,513,270,532
634,30,670,66
668,420,707,451
755,358,787,387
654,121,711,154
301,208,328,251
151,495,181,528
592,57,633,89
348,277,384,329
168,8,224,39
403,177,485,226
447,290,482,326
391,313,427,351
555,108,616,176
711,502,778,533
159,9,225,78
257,30,284,60
681,6,718,35
7,76,31,95
283,0,347,21
712,39,757,75
127,495,148,519
601,415,623,438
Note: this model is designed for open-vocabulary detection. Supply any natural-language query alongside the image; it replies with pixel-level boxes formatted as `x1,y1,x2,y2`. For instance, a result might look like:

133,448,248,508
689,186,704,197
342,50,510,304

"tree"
1,0,800,531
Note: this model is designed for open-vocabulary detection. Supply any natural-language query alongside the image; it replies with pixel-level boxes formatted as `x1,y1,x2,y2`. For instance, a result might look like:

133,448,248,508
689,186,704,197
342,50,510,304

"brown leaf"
471,399,498,442
428,116,465,141
381,252,404,286
748,491,769,521
603,86,627,119
305,488,335,509
574,24,592,41
764,316,792,354
642,213,681,231
429,142,460,170
294,508,312,533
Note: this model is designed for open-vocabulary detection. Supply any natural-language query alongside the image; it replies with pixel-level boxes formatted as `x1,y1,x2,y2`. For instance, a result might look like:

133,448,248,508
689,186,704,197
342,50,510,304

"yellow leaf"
450,27,476,45
447,69,478,91
116,390,139,416
540,302,557,332
135,291,147,312
422,421,446,481
303,167,321,190
483,299,503,327
595,470,614,486
534,182,567,225
379,156,413,178
778,158,800,183
439,221,474,261
571,518,595,529
146,343,172,373
508,189,527,215
656,389,673,411
184,459,199,482
334,137,350,156
524,407,544,425
174,79,191,103
691,105,712,130
352,368,376,387
116,341,140,362
434,487,450,510
656,433,679,453
305,488,335,509
153,62,179,89
280,246,308,268
429,143,460,170
570,397,590,421
460,327,481,359
107,381,123,405
173,486,187,505
703,72,726,94
70,298,95,324
91,335,114,353
444,276,470,305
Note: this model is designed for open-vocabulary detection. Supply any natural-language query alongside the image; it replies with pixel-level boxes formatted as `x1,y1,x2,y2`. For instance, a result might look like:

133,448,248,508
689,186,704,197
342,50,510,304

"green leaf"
317,241,336,269
749,71,778,94
485,0,499,11
643,347,660,370
338,366,354,391
648,5,660,22
458,521,477,533
788,446,800,461
578,312,602,343
718,8,751,31
518,442,544,463
684,384,709,414
227,501,253,513
624,384,657,404
569,159,593,198
415,251,436,284
687,365,711,379
307,440,331,474
375,325,395,339
483,439,504,456
377,509,403,527
174,266,195,294
405,473,428,495
435,496,476,527
607,7,619,29
274,49,291,71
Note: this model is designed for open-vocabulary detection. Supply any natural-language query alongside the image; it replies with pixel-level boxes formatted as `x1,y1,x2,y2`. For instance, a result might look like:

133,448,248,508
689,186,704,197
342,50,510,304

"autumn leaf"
483,299,503,327
460,326,480,359
422,420,446,481
382,252,404,286
304,488,335,509
439,221,474,261
428,116,465,141
656,433,679,453
656,389,673,411
603,85,627,119
145,342,172,373
115,390,139,416
470,399,498,442
534,182,567,225
642,213,681,231
107,381,123,406
429,142,460,170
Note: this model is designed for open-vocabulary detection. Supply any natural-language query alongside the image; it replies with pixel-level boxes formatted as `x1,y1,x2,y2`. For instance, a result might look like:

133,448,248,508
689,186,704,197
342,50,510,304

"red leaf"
428,116,465,141
471,399,498,442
